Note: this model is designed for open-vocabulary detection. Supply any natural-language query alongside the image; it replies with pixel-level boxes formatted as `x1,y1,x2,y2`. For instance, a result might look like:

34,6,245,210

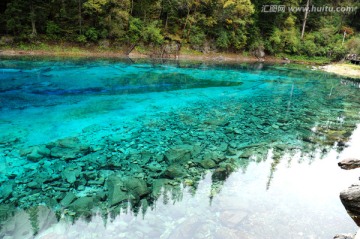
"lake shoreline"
1,48,360,80
0,49,285,63
321,64,360,81
0,48,317,64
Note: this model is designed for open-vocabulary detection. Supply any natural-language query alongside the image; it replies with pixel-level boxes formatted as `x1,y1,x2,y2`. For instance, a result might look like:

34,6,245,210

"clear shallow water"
0,57,360,239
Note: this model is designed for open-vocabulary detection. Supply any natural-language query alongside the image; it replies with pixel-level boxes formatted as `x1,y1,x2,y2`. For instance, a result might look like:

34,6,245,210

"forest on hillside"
0,0,359,59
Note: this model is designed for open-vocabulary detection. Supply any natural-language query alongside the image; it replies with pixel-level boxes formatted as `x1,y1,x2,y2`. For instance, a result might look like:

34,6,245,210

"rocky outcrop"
337,157,360,237
252,46,265,60
340,184,360,226
339,158,360,170
162,40,181,58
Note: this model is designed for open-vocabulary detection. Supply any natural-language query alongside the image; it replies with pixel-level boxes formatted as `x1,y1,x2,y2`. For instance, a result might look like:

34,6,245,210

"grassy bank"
0,43,127,58
2,43,360,80
0,43,336,65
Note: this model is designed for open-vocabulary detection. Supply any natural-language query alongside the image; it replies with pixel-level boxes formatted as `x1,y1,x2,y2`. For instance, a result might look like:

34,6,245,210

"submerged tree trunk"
301,0,310,40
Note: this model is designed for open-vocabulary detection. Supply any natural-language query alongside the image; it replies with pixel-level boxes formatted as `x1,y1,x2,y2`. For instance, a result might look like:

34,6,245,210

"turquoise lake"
0,57,360,239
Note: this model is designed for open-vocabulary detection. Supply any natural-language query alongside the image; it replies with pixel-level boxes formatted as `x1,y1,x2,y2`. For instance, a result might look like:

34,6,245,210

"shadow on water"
0,57,360,238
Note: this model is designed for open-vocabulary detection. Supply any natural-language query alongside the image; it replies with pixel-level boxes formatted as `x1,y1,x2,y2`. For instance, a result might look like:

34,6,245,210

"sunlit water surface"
0,57,359,239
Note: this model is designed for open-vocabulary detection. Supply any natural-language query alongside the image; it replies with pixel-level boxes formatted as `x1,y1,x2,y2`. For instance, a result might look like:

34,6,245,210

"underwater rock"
60,192,77,207
124,177,150,199
21,145,50,162
27,181,40,189
0,182,13,201
108,133,133,144
212,167,230,182
107,175,129,207
239,149,253,158
37,145,51,157
50,147,80,160
340,184,360,226
49,137,90,160
338,158,360,170
199,159,216,169
68,197,94,214
145,162,163,173
0,204,15,222
140,151,153,164
80,152,107,167
0,134,19,146
226,147,237,156
203,119,229,126
88,177,105,186
164,144,194,164
162,164,186,179
218,142,228,152
151,179,170,197
62,165,82,184
27,150,43,162
57,137,81,148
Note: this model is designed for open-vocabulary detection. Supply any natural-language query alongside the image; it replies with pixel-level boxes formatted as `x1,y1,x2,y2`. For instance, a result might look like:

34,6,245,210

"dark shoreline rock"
340,184,360,227
338,158,360,238
339,158,360,170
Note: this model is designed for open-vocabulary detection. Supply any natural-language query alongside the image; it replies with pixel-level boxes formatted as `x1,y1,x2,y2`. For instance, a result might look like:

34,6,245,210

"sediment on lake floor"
1,84,359,229
0,60,360,238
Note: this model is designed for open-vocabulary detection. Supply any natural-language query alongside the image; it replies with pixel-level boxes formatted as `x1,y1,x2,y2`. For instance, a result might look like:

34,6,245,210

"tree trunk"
30,5,37,37
165,13,168,31
61,0,66,16
78,0,82,34
126,42,137,55
301,0,310,40
131,0,133,15
182,5,190,37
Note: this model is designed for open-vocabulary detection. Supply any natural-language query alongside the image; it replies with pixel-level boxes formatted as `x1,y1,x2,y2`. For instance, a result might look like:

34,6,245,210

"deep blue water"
0,57,360,239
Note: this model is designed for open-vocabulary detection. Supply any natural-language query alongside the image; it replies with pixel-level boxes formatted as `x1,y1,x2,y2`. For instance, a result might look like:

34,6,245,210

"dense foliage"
0,0,359,58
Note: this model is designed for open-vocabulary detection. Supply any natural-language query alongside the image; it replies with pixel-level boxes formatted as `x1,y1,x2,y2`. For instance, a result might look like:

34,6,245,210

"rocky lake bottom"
0,57,360,238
